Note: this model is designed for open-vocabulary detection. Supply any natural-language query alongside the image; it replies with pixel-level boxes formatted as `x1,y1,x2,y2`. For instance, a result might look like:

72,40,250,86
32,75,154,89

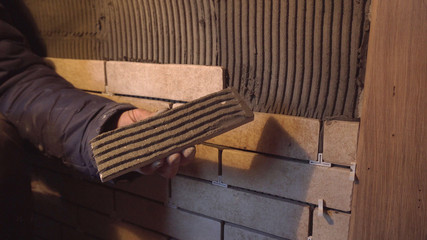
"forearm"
0,19,135,177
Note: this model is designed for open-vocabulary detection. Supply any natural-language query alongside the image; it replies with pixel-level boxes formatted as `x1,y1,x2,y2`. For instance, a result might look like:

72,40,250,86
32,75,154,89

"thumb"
116,109,154,128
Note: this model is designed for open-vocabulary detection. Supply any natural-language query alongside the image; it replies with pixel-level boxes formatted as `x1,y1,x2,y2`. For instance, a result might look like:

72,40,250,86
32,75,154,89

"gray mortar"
24,0,369,120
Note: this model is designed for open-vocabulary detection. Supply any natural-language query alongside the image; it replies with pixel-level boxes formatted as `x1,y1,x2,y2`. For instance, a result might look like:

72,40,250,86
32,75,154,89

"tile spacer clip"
309,153,331,167
212,176,228,188
349,162,357,181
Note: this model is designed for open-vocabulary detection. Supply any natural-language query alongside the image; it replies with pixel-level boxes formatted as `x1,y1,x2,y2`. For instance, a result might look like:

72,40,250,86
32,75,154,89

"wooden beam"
350,0,427,239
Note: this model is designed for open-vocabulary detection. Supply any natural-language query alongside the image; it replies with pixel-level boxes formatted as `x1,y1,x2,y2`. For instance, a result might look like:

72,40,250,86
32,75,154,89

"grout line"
318,120,324,154
202,141,352,169
103,60,108,93
111,92,188,104
218,148,223,176
224,222,289,240
308,205,314,237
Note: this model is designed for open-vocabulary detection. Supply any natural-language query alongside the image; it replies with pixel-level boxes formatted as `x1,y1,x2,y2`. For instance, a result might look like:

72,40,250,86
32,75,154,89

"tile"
46,57,105,92
106,61,223,101
61,226,93,240
92,88,253,182
31,167,114,214
178,144,219,181
77,207,167,240
112,174,169,202
222,150,354,211
33,214,61,240
224,224,280,240
312,209,351,240
99,94,171,112
116,192,221,240
170,176,309,239
61,177,114,214
323,120,359,165
207,112,320,161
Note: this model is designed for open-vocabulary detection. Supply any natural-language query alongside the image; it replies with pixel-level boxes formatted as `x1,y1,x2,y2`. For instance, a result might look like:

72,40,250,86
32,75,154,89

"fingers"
136,159,164,175
117,109,154,128
157,153,181,178
180,147,196,166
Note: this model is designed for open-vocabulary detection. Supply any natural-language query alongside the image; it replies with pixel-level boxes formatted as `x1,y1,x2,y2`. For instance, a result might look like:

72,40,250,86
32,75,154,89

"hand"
116,108,195,178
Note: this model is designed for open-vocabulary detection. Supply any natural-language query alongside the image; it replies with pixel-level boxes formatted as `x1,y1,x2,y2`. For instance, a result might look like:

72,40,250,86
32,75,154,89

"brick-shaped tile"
224,224,281,240
207,112,320,161
323,120,359,165
222,149,354,211
116,192,221,240
178,144,219,181
47,58,105,92
111,174,169,202
33,214,61,240
170,176,309,239
77,207,167,240
312,209,351,240
106,61,223,101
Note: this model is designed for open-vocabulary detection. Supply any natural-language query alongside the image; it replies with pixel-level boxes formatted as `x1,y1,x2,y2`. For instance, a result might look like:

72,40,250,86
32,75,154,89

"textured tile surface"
222,149,354,211
106,61,223,101
313,209,351,240
323,120,359,165
207,112,320,160
170,176,309,239
178,144,219,181
47,57,105,92
224,224,280,240
116,192,221,240
92,88,253,182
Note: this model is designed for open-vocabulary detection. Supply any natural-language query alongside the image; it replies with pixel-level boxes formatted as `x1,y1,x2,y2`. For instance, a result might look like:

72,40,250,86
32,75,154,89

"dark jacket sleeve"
0,19,135,177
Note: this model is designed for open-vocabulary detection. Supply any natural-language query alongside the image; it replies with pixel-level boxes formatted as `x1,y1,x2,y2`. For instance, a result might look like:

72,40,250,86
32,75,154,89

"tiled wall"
31,58,359,240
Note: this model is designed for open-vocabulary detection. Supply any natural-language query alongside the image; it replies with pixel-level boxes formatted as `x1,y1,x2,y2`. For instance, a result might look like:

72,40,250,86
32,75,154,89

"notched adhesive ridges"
91,88,253,182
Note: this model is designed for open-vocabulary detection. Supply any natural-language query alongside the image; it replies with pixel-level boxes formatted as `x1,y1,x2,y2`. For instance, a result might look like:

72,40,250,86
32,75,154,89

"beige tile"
170,176,309,240
116,192,221,240
178,144,219,181
313,209,351,240
100,94,171,112
222,149,354,211
207,112,320,161
224,224,279,240
77,207,167,240
111,174,168,202
46,57,105,92
106,61,223,101
323,120,359,165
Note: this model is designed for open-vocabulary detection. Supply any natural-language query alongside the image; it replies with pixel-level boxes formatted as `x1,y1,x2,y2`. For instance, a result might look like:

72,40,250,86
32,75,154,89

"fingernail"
182,147,196,158
167,153,181,164
152,160,163,169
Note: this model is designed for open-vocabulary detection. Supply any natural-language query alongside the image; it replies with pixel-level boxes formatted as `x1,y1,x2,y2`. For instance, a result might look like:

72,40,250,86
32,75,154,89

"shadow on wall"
221,116,315,238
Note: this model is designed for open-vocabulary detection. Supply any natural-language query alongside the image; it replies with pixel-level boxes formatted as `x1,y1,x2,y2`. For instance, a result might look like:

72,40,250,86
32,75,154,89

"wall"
22,0,370,119
30,58,359,240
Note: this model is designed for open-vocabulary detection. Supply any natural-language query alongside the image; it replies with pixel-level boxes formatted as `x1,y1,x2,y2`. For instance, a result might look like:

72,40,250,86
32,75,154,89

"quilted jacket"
0,7,135,177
